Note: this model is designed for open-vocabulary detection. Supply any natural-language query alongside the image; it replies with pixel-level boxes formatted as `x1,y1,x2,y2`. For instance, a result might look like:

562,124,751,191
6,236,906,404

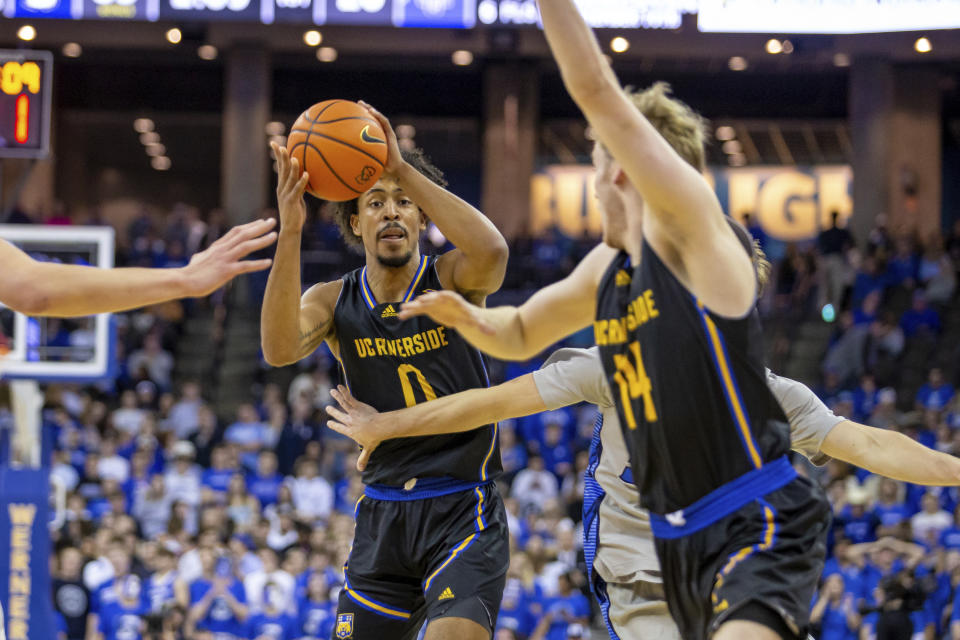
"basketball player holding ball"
260,102,509,640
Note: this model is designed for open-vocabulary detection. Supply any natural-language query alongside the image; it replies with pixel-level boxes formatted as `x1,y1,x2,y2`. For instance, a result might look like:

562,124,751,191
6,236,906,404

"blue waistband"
364,476,487,501
649,456,796,539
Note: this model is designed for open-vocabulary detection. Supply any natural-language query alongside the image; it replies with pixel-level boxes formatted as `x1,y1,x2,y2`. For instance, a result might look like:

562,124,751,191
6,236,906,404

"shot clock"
0,50,52,159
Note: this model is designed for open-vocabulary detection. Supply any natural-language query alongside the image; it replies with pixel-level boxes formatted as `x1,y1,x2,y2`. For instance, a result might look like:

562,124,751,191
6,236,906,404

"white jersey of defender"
532,347,844,586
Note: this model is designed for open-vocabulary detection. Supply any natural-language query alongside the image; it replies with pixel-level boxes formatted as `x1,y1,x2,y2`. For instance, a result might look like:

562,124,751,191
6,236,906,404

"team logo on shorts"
336,613,354,638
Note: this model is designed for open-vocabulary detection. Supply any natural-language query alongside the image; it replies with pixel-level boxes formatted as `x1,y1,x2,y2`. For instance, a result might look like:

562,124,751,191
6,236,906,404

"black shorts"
654,476,831,640
334,483,509,640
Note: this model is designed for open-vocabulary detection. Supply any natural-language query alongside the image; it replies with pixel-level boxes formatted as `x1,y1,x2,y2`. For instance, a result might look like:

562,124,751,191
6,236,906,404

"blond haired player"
399,1,835,637
325,349,960,639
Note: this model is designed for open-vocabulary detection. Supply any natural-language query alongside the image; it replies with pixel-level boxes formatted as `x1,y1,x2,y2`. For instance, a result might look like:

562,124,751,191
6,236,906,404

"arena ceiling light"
303,30,322,47
915,37,932,53
728,56,748,71
197,45,218,60
728,153,747,167
17,25,36,42
765,39,782,54
62,42,82,58
165,28,182,45
715,126,736,141
139,131,160,145
610,37,630,54
833,53,851,67
722,140,743,155
452,50,474,66
145,143,166,157
151,156,171,171
317,47,338,63
133,118,154,133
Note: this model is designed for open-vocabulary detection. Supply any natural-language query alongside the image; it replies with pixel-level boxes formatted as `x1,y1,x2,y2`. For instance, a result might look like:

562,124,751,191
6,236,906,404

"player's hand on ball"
272,141,310,234
182,218,277,297
358,101,403,174
326,385,384,472
399,291,496,335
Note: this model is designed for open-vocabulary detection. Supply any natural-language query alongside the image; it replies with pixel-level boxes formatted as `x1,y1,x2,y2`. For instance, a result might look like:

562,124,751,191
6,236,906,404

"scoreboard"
0,51,52,159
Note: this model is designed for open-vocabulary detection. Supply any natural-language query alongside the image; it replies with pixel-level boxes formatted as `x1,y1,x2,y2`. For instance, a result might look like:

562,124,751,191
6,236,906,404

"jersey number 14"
613,341,658,429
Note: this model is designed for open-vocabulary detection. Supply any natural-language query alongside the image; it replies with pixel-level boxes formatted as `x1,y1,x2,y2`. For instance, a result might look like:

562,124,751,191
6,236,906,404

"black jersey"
594,240,791,516
333,254,501,487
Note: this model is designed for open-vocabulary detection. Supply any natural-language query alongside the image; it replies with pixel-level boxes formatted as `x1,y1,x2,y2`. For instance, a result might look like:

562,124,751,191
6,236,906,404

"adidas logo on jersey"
381,304,398,318
615,270,632,287
438,587,455,601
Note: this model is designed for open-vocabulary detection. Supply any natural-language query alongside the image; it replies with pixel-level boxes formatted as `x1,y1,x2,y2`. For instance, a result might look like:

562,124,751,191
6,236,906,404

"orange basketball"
286,100,388,202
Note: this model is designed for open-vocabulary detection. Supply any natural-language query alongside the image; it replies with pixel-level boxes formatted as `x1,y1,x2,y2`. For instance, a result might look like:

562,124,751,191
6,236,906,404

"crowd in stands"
3,202,960,640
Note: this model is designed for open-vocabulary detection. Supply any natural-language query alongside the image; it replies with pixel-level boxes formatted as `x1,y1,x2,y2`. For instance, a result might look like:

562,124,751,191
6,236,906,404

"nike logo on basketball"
361,125,385,145
438,587,455,601
665,510,686,527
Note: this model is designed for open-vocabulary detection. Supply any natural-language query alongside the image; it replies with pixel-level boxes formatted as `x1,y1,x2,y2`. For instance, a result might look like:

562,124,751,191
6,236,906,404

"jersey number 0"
397,363,437,407
613,341,658,429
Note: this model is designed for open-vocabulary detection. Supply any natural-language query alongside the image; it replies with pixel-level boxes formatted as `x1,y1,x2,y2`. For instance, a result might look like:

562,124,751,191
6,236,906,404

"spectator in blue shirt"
540,422,574,479
498,422,528,481
836,488,879,545
871,479,910,536
916,368,955,411
224,404,273,470
810,574,859,640
539,571,590,640
297,572,336,640
247,581,295,640
247,450,284,507
201,445,240,501
938,506,960,550
188,548,248,639
900,291,941,338
98,575,147,640
852,374,880,423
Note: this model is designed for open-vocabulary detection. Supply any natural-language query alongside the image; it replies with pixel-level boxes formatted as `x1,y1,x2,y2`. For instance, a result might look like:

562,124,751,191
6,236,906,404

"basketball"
286,100,389,202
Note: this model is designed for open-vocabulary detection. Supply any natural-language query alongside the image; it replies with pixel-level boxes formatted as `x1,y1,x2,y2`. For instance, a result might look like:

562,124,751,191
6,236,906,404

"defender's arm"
400,243,616,361
536,0,754,317
821,421,960,486
773,371,960,486
0,220,276,317
327,375,546,470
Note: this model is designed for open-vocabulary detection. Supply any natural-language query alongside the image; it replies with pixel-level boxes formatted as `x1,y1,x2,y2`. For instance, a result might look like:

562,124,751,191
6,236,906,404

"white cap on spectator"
878,388,897,405
172,440,195,459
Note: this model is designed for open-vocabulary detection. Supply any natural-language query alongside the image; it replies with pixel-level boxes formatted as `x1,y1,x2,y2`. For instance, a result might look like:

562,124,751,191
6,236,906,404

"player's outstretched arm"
771,371,960,486
261,143,341,367
399,243,616,360
327,375,546,470
536,0,754,317
360,102,508,301
821,420,960,486
0,219,276,318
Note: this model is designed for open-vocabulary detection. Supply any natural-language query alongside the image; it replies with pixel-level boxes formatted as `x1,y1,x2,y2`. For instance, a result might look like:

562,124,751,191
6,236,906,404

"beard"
377,251,414,268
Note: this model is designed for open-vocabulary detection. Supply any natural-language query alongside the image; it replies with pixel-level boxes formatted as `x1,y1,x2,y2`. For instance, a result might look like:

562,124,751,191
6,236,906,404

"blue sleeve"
231,580,247,603
951,587,960,623
574,594,590,618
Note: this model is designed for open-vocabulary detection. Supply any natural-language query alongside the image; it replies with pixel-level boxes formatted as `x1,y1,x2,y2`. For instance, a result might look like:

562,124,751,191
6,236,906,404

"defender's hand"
326,385,385,472
272,141,310,234
181,218,276,297
358,101,403,174
399,290,496,335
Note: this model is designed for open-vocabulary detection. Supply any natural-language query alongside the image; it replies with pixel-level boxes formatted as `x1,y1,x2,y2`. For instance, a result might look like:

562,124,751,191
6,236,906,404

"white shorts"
603,580,680,640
